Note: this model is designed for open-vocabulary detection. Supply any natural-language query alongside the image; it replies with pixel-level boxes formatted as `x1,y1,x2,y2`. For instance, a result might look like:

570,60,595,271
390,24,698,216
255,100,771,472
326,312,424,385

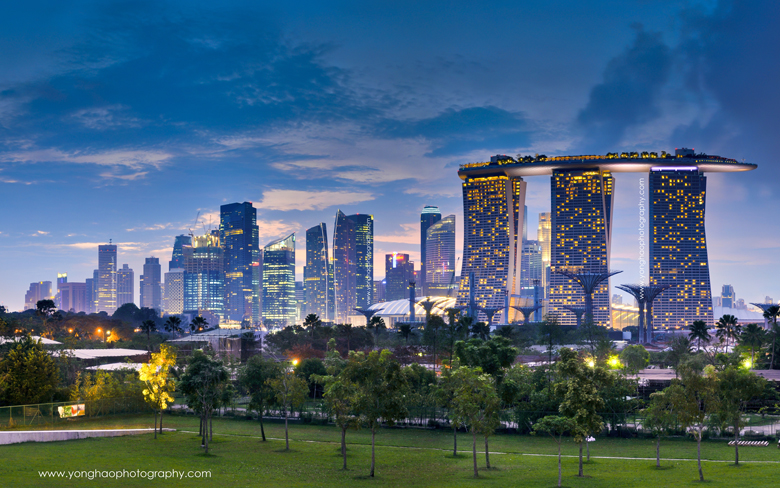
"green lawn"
2,414,780,487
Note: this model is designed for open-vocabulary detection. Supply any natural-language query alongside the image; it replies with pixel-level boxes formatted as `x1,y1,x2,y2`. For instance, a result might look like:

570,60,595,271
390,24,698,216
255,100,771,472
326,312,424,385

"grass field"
2,414,780,487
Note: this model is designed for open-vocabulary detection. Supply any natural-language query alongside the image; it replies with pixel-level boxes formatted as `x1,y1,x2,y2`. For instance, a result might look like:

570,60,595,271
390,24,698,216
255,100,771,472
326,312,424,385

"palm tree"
688,320,711,351
190,315,208,336
470,321,490,341
139,319,157,353
398,323,414,344
739,323,766,369
303,313,321,338
716,314,741,349
337,323,354,351
367,316,386,339
763,306,780,369
164,316,183,339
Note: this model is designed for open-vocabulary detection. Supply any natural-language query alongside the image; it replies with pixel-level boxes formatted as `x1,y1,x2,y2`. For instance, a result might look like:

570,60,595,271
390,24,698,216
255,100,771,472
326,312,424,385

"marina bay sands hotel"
457,149,756,329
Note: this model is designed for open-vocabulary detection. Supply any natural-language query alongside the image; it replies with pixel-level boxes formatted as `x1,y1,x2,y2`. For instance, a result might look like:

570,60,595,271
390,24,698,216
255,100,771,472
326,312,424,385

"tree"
688,320,711,351
322,375,359,469
578,319,608,356
435,363,462,456
35,299,57,338
164,316,183,339
739,324,766,369
397,323,415,344
366,316,386,340
179,351,229,454
303,313,321,338
716,314,741,348
642,390,676,467
340,350,408,477
267,361,309,451
190,315,208,335
619,344,649,373
762,306,780,369
532,416,578,488
238,355,280,441
716,366,767,465
666,367,719,481
538,314,563,367
138,344,176,439
454,336,517,386
469,321,490,341
422,315,446,372
139,320,157,353
667,335,693,375
448,366,501,477
0,336,60,405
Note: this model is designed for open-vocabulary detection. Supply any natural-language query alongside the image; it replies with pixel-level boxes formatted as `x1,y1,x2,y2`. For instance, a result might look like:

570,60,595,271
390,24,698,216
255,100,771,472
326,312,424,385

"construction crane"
189,211,201,239
446,257,461,298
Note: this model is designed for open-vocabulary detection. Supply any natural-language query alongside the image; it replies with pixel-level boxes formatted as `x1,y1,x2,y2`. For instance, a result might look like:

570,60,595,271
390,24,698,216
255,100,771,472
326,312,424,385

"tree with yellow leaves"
139,344,177,439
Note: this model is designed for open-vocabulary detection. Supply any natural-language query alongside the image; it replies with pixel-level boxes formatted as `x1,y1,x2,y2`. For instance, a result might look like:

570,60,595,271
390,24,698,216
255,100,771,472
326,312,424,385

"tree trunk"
734,420,740,465
260,413,266,441
370,428,376,477
204,415,209,455
485,436,490,468
586,438,590,461
209,414,213,442
201,415,206,446
159,409,163,433
578,442,583,476
697,431,704,481
557,442,562,488
199,415,203,437
154,410,158,440
453,425,457,456
472,429,478,478
341,427,347,470
285,407,289,450
656,437,661,468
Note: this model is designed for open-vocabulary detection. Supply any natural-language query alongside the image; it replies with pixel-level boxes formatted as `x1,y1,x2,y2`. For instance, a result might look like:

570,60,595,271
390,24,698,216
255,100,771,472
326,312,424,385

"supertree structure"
353,308,379,326
511,304,543,326
615,284,672,343
553,269,622,326
561,305,587,329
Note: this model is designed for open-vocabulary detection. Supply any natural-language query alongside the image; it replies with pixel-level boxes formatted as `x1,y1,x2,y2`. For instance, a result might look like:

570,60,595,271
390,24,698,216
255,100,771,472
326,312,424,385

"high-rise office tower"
24,281,52,310
425,214,456,297
721,285,735,309
523,205,528,241
420,206,442,296
295,281,305,322
58,282,87,312
85,272,96,313
169,235,192,271
164,268,185,315
56,273,67,309
520,240,543,289
373,280,386,303
304,223,330,320
385,253,415,301
97,244,118,314
649,167,714,327
346,214,373,310
538,212,552,299
220,202,260,324
140,258,162,310
458,155,526,322
333,211,356,322
262,234,296,327
117,264,134,308
548,169,614,327
183,233,225,321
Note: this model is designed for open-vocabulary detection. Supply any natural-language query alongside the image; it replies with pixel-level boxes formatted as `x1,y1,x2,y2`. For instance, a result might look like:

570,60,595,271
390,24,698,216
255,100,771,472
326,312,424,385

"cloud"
257,219,299,245
375,223,419,245
4,148,173,169
70,105,142,130
254,189,375,211
125,223,175,232
60,241,144,252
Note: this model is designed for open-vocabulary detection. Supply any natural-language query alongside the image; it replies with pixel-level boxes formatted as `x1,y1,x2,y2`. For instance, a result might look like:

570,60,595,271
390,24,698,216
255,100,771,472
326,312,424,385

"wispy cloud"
255,189,375,211
3,148,173,169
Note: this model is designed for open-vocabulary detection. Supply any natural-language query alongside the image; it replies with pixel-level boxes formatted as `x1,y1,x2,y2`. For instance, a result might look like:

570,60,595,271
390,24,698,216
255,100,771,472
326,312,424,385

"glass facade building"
304,223,330,320
420,206,441,296
262,233,296,328
333,211,356,323
520,240,543,289
425,214,456,297
183,233,225,321
140,258,161,310
163,268,185,315
169,235,192,270
117,264,134,308
649,168,714,328
220,202,260,324
97,244,118,314
548,169,614,327
346,214,373,310
385,253,415,301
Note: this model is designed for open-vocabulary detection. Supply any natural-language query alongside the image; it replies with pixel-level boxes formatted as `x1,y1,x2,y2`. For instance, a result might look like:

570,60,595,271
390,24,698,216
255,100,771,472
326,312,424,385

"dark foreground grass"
2,414,780,487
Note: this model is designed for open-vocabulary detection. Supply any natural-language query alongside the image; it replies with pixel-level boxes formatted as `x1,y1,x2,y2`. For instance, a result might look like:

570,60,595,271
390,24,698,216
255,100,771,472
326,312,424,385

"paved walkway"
0,428,176,446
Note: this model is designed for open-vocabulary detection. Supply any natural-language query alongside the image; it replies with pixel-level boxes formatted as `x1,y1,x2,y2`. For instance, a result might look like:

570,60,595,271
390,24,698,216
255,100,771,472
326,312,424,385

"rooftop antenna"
189,211,200,239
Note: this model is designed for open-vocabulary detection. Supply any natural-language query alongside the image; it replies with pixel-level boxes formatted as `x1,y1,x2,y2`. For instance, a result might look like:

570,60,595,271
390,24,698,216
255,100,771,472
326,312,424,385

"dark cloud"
577,26,672,151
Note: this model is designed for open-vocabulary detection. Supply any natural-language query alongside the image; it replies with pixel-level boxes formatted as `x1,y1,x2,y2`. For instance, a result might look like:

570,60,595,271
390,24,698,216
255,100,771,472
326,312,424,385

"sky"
1,0,779,312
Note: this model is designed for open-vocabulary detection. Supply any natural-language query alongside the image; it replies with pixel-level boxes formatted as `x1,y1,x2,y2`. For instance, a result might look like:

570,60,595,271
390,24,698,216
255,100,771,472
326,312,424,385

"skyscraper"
97,244,118,314
304,223,330,320
58,282,87,313
458,155,526,322
183,233,225,321
537,212,552,299
220,202,260,324
548,169,614,327
420,206,441,296
85,270,97,314
520,240,543,289
24,281,52,310
262,233,296,328
425,214,456,297
649,167,714,327
56,273,67,309
117,264,134,308
721,285,735,308
385,253,415,301
163,268,185,315
346,214,373,309
140,258,162,310
169,235,192,270
333,211,356,323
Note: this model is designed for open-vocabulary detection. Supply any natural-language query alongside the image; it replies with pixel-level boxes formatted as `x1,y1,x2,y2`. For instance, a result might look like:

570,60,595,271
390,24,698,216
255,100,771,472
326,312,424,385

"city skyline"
2,2,779,313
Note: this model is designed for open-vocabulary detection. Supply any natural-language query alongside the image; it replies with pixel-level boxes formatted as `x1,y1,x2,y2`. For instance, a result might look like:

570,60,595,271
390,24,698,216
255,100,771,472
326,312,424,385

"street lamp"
97,328,104,342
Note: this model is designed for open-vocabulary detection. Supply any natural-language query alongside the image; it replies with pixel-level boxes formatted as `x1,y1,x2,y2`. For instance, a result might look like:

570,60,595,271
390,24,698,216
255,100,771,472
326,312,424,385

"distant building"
163,268,185,315
220,202,260,324
85,270,98,313
373,280,386,303
611,303,639,330
56,273,67,309
385,253,415,301
347,214,374,310
140,258,162,311
736,298,746,310
333,211,356,322
611,294,623,305
295,281,305,322
425,214,456,297
766,296,774,305
169,235,192,271
24,281,52,310
262,234,296,328
117,264,134,308
721,285,735,309
420,206,441,296
520,240,542,289
97,244,118,314
538,212,552,298
58,282,88,313
183,234,225,322
304,223,330,320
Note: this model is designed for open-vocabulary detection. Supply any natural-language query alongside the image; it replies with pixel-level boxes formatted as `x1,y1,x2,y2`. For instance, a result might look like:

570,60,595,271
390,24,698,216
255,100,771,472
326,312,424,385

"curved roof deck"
458,152,756,179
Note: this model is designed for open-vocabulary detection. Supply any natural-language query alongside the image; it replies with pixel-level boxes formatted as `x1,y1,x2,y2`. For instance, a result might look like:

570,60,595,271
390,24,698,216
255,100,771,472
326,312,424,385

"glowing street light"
586,358,596,368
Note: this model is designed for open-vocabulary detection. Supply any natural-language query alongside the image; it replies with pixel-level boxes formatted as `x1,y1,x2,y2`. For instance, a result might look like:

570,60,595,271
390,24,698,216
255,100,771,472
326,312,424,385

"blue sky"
1,0,778,311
